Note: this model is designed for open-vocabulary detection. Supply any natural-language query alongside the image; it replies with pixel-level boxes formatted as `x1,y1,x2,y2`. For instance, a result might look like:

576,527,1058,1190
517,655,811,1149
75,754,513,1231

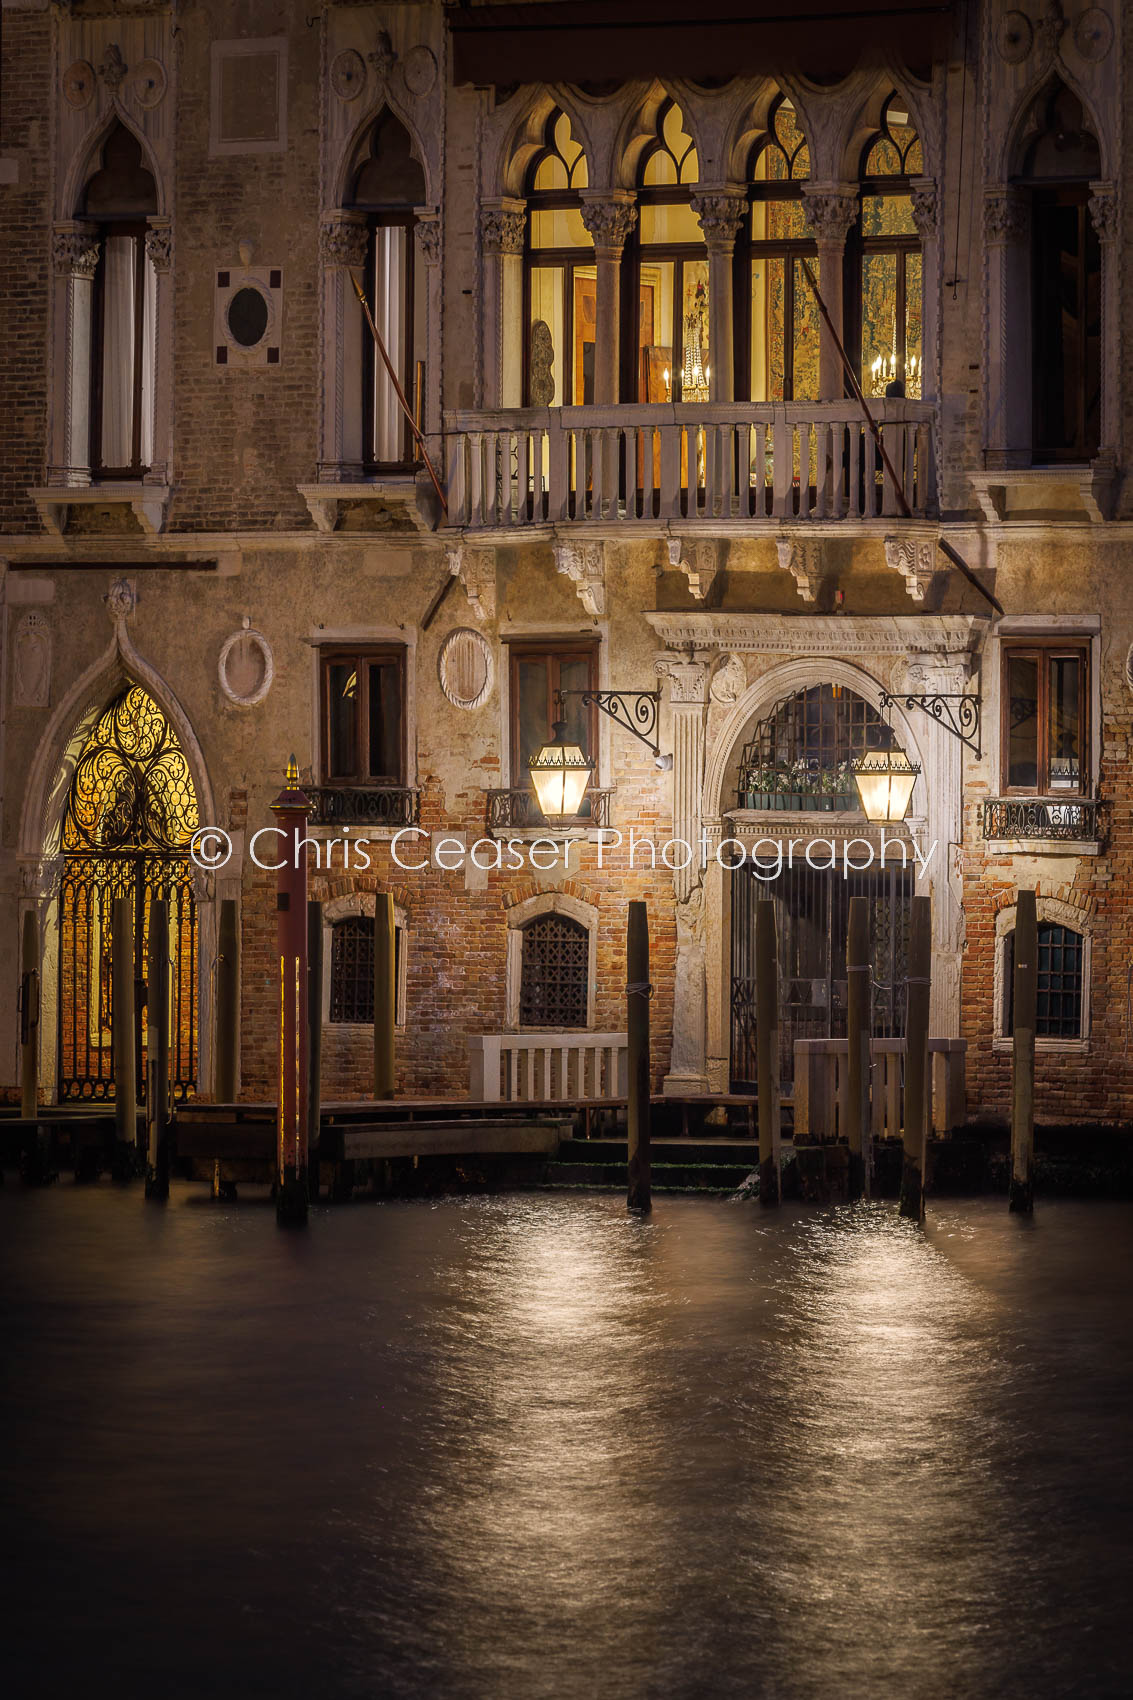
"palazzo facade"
1,0,1130,1126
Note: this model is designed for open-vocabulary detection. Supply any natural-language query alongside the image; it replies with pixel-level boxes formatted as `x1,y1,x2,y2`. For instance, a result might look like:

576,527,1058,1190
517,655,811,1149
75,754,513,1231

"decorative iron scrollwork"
556,688,661,758
307,787,420,827
61,687,199,855
486,788,612,831
879,690,981,756
983,798,1099,842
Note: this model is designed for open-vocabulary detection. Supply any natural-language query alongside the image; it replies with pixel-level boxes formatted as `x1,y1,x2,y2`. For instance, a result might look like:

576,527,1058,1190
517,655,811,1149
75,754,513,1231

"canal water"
2,1187,1131,1700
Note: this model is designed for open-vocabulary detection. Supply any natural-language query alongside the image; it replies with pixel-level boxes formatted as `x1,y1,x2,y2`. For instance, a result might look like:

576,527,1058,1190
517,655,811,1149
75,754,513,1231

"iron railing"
308,786,420,827
982,798,1099,841
486,788,613,831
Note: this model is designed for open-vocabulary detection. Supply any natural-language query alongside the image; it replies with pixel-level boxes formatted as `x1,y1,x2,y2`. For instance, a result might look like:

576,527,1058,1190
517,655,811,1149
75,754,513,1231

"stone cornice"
644,612,985,656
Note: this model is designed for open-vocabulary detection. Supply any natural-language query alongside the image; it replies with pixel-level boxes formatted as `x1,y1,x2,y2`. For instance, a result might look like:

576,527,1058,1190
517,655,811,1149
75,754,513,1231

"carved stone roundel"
331,49,366,101
1075,7,1113,61
439,628,493,711
996,10,1034,62
403,45,437,97
63,61,96,108
218,623,274,707
131,58,167,109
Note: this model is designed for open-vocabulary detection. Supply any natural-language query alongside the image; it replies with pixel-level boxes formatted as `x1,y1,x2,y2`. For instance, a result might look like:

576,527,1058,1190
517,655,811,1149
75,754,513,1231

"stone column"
800,185,859,400
144,217,173,487
318,212,370,480
579,194,637,405
656,650,712,1095
983,187,1030,468
910,178,939,402
1088,182,1118,467
690,190,747,403
414,209,442,437
480,200,526,409
48,222,100,487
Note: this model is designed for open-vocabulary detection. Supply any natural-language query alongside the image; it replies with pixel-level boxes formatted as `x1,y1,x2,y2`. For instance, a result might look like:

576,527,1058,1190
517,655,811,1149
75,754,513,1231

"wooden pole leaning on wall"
145,899,171,1202
373,894,397,1101
755,899,781,1206
1010,889,1037,1215
307,901,324,1202
846,896,872,1202
111,896,138,1180
215,899,239,1104
900,895,932,1223
626,900,652,1214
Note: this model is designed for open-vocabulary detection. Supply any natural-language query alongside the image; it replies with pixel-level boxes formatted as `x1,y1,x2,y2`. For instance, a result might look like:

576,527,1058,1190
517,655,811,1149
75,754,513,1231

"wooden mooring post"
899,895,931,1223
272,759,313,1226
374,892,396,1100
215,898,239,1102
307,900,323,1201
626,900,652,1213
111,895,137,1179
1010,888,1037,1214
846,896,871,1202
144,899,170,1201
18,909,51,1185
755,899,781,1205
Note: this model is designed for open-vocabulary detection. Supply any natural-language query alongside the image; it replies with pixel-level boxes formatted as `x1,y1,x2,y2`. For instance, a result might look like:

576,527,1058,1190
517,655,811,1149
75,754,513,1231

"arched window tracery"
524,109,594,405
633,99,707,401
743,95,819,402
855,92,923,398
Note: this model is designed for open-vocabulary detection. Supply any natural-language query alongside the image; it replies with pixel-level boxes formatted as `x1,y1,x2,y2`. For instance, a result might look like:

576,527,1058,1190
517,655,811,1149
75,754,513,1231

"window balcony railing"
982,798,1099,842
486,788,613,832
308,786,420,827
444,399,935,531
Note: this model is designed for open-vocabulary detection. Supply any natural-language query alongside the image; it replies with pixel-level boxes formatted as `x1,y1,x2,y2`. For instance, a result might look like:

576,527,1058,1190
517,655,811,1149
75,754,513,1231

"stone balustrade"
469,1032,629,1103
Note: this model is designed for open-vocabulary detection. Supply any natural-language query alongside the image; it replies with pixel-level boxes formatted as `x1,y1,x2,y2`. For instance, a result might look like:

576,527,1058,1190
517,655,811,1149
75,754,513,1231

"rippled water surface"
2,1186,1132,1700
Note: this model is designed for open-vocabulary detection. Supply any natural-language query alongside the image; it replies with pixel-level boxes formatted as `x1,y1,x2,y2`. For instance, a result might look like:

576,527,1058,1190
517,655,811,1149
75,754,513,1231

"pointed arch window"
742,95,819,402
632,99,707,401
525,110,594,405
349,110,426,469
853,92,924,399
80,124,159,478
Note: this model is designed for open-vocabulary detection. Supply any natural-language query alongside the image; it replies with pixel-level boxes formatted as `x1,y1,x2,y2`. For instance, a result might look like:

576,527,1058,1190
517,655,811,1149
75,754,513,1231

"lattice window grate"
519,914,588,1028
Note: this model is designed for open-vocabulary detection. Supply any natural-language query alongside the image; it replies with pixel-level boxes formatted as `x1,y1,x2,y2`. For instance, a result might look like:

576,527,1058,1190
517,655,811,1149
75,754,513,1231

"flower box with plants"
738,759,856,812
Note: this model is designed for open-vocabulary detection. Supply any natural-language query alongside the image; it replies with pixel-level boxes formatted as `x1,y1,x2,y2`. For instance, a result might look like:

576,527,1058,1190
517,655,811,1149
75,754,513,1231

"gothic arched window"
855,93,924,399
633,100,707,401
743,96,818,402
525,110,594,405
349,110,426,468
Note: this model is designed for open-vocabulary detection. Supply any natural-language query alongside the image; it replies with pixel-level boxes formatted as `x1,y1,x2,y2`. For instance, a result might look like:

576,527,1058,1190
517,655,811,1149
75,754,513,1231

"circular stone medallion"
1075,7,1113,61
62,60,96,108
331,48,366,101
439,628,493,710
219,625,274,707
131,58,167,109
996,10,1033,62
403,45,437,97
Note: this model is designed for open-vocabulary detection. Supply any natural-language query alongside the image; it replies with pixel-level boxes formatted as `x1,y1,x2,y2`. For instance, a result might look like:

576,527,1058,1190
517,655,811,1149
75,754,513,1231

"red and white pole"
272,757,313,1225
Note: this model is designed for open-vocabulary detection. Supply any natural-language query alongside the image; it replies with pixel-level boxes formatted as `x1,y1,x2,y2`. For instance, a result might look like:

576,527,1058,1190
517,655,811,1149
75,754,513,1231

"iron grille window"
519,914,588,1028
1004,923,1084,1039
737,683,887,803
330,917,402,1024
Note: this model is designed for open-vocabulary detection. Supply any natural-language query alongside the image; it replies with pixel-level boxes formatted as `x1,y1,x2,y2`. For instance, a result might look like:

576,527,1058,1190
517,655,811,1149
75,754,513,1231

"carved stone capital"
53,223,100,280
145,220,172,272
446,544,496,623
801,184,859,245
579,194,637,254
1088,182,1118,242
984,188,1028,245
775,536,820,603
910,178,938,240
667,537,721,602
105,577,136,625
320,213,369,270
553,539,606,617
883,535,937,603
480,201,526,256
689,190,747,252
655,650,712,705
415,213,442,266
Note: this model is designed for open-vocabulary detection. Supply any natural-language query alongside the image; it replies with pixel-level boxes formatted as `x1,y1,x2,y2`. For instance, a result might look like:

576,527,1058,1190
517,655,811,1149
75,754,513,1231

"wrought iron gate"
730,859,913,1093
57,686,199,1102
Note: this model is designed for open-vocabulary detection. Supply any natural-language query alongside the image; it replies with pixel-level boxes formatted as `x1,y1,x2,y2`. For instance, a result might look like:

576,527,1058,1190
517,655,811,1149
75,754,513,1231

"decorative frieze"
645,611,983,657
667,537,720,602
579,195,638,254
553,540,606,617
775,536,820,603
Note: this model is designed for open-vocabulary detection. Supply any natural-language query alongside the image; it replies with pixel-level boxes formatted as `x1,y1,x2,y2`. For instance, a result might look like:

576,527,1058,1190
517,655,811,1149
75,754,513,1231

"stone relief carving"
801,186,859,244
62,61,95,109
883,536,937,602
1074,7,1113,61
554,540,606,617
13,613,51,708
218,618,274,708
446,544,496,622
145,224,172,271
439,628,494,711
53,226,100,279
368,30,397,82
579,198,638,252
996,9,1034,62
99,44,128,94
105,577,136,624
689,191,747,250
668,538,720,601
983,189,1028,245
131,58,167,109
480,205,526,256
775,536,820,602
709,653,746,705
655,651,711,705
910,179,938,240
319,215,369,269
331,49,366,101
1088,186,1117,241
1034,0,1067,61
403,46,437,97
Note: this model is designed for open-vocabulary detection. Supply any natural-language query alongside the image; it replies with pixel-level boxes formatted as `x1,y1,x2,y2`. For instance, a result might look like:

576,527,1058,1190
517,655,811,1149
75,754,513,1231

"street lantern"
850,743,920,824
528,721,594,823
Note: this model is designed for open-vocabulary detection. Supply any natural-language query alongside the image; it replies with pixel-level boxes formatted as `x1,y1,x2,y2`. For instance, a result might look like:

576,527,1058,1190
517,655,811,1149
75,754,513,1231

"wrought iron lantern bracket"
879,690,981,757
554,689,667,762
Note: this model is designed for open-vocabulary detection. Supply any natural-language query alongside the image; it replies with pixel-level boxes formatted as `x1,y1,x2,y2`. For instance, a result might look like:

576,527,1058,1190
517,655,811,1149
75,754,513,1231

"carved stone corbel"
775,535,820,602
447,543,496,622
667,537,720,601
883,535,937,602
553,539,606,617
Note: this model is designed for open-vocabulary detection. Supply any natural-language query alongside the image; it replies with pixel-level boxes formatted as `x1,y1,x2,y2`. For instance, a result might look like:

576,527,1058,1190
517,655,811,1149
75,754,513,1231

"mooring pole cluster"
272,758,313,1226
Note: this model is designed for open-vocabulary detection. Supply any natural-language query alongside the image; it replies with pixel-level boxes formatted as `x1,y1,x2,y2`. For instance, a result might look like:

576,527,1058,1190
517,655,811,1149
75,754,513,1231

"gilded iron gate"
730,859,913,1094
57,687,199,1102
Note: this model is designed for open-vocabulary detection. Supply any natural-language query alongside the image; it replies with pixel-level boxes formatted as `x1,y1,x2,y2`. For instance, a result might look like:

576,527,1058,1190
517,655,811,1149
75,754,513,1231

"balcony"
444,400,935,533
486,788,613,832
982,798,1100,847
308,786,420,827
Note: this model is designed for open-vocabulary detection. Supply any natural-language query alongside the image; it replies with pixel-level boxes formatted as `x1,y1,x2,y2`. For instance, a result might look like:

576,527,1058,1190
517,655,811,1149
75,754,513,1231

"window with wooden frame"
81,123,159,479
525,110,595,406
349,110,426,471
851,92,923,400
1001,643,1089,796
740,95,819,403
320,648,405,786
329,916,405,1026
509,640,598,797
628,99,707,403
